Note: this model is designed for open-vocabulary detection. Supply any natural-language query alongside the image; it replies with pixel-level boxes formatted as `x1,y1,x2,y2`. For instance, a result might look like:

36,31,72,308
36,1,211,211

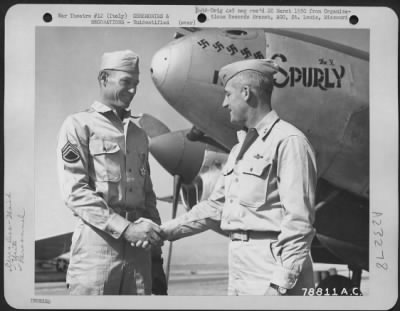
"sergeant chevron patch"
62,140,81,163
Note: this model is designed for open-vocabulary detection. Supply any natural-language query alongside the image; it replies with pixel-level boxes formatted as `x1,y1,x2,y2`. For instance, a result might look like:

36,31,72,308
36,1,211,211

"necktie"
236,128,259,162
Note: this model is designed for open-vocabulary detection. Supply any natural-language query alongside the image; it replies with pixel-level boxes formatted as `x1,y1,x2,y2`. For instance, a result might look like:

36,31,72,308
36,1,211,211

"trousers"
228,238,314,295
67,219,152,295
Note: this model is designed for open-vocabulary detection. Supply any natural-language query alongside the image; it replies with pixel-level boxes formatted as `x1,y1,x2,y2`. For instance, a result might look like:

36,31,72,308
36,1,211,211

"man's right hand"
123,220,162,246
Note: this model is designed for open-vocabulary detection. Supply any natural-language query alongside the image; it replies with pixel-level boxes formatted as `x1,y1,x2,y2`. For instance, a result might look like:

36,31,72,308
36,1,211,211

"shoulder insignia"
62,140,81,163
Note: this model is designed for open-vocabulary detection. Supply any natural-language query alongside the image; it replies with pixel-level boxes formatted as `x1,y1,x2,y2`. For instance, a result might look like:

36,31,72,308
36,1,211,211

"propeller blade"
181,27,201,33
165,175,182,283
186,126,230,153
138,113,171,138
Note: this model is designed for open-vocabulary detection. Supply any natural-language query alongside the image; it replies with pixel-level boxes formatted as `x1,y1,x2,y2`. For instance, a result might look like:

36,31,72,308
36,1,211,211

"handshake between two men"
123,217,169,249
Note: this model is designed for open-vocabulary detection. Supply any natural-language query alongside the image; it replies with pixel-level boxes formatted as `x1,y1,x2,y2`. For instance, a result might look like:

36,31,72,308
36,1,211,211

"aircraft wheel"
316,275,362,296
56,258,69,273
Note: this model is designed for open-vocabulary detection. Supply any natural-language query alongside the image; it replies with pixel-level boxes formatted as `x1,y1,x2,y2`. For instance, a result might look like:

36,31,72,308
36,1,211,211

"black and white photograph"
4,4,398,309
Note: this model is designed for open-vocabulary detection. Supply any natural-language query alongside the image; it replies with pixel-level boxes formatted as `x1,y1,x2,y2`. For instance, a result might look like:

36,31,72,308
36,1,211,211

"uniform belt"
228,230,278,241
113,207,144,222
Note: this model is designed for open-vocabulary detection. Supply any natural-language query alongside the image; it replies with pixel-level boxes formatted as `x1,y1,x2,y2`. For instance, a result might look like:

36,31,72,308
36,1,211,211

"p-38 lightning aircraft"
36,28,369,290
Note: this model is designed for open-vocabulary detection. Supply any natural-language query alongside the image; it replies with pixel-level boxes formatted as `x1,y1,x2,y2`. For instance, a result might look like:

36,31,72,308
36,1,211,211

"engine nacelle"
148,127,228,209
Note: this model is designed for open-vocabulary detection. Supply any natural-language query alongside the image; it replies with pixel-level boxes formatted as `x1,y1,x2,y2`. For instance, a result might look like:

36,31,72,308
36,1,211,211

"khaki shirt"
57,101,160,240
163,110,317,289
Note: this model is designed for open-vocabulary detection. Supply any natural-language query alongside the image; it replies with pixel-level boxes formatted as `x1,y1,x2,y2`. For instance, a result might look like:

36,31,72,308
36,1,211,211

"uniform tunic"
163,110,318,295
57,101,160,295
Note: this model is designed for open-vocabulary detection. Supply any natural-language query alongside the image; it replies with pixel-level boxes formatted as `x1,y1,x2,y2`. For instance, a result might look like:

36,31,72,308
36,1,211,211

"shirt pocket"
89,139,122,182
238,158,272,208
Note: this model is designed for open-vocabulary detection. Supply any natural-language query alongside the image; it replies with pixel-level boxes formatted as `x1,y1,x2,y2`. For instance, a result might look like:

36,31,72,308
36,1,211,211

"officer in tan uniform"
160,59,318,295
57,50,166,295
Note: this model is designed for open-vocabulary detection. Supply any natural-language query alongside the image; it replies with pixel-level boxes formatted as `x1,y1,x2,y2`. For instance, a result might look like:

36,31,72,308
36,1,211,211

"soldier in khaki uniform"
160,59,318,295
57,50,165,295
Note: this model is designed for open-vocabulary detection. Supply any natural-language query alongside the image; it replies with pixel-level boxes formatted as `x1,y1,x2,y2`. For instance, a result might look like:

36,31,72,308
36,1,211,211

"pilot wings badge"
61,140,81,163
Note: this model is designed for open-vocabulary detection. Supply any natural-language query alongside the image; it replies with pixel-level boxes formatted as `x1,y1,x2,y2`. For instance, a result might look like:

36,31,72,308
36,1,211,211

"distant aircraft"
36,233,72,272
141,28,369,289
35,28,369,291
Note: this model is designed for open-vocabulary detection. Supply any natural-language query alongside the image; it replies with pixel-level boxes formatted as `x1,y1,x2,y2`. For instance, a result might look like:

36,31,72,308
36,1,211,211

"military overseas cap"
100,50,139,74
219,59,280,87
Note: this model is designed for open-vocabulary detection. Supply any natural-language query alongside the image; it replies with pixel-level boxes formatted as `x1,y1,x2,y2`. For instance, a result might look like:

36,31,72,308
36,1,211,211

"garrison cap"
219,59,280,87
100,50,139,74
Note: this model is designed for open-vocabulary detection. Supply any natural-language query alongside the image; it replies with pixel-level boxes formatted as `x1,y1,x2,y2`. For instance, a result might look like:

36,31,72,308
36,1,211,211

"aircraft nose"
150,46,170,88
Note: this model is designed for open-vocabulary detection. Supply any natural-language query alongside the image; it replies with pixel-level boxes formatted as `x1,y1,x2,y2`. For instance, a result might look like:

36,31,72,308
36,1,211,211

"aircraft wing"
36,232,73,260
